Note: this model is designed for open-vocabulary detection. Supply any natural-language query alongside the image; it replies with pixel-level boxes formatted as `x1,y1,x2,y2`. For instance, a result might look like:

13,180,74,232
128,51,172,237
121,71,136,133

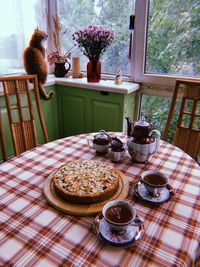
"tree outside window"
57,0,135,76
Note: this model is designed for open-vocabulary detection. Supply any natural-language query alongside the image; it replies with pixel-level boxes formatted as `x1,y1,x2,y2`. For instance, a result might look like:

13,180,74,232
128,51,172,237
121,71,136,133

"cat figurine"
23,28,54,100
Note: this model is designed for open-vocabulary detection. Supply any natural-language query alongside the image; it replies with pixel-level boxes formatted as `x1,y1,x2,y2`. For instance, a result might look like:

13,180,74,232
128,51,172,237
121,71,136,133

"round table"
0,132,199,267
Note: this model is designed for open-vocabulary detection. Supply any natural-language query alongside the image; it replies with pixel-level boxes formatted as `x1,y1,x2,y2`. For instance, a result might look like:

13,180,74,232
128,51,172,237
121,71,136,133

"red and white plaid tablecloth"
0,133,199,267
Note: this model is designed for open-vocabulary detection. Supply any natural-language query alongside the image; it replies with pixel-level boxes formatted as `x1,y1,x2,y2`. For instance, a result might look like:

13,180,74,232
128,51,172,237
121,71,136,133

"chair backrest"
162,79,200,162
0,108,7,161
0,75,49,161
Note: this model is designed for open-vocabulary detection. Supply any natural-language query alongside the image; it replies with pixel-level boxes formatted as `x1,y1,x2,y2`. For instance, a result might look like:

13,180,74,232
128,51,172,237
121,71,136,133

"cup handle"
133,216,144,226
87,139,93,149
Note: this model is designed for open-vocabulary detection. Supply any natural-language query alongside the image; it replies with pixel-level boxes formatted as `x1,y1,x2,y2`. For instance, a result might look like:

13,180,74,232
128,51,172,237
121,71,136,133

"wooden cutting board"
43,169,129,216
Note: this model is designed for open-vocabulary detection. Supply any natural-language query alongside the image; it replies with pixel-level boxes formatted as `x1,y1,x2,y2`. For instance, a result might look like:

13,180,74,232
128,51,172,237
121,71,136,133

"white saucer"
136,182,172,204
93,214,144,246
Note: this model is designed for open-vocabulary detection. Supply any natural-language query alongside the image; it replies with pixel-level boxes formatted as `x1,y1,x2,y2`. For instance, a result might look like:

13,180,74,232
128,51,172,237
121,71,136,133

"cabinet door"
57,86,124,137
89,90,124,132
91,99,122,132
39,86,59,141
59,93,85,137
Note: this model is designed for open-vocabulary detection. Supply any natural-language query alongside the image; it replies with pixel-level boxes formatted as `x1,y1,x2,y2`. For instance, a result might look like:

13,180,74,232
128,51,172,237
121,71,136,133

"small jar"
110,137,126,162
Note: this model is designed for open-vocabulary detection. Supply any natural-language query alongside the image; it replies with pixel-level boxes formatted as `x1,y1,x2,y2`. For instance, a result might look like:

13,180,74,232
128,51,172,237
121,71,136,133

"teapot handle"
151,130,161,151
65,60,71,73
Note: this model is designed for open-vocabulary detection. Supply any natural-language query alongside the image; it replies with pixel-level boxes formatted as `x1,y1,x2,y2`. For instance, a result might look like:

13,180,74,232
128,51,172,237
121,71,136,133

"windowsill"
0,74,140,96
46,74,140,94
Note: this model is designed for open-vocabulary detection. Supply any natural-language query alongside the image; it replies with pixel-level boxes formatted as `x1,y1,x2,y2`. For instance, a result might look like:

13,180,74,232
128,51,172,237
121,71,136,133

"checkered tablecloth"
0,133,199,267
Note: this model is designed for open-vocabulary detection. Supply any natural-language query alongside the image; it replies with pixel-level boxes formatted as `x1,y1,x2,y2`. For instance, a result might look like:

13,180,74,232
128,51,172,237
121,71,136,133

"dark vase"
87,59,101,82
54,61,71,77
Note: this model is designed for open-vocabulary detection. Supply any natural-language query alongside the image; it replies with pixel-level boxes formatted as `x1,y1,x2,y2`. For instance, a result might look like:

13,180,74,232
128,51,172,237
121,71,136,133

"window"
57,0,135,76
0,0,46,75
135,0,200,143
0,0,199,83
134,0,200,85
140,94,181,142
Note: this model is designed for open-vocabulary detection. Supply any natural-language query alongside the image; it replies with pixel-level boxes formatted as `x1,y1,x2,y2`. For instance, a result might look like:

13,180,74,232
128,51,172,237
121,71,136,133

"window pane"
0,0,46,75
57,0,135,76
193,116,200,130
140,95,181,143
145,0,200,78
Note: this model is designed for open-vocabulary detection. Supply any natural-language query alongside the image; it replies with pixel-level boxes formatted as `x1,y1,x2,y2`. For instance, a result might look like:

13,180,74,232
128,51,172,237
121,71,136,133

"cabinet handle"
100,91,109,96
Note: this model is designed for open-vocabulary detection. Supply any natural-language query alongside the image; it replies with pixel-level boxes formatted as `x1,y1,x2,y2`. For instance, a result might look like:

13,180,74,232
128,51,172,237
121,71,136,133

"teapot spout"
125,117,133,137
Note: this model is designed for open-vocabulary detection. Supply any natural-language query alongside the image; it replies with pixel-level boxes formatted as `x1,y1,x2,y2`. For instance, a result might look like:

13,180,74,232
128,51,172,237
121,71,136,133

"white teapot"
126,117,160,163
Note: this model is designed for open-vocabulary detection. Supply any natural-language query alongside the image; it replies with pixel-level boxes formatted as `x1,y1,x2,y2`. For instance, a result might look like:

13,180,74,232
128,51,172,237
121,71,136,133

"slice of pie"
52,159,120,204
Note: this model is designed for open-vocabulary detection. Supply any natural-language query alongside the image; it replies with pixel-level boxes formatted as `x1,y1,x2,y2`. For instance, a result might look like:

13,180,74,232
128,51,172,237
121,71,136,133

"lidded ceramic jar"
93,130,111,146
110,137,126,162
88,130,111,155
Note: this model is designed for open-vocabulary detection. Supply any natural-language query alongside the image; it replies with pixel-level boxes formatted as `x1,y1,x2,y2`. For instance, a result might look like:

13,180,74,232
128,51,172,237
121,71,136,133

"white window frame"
133,0,200,86
3,0,199,84
47,0,136,81
45,0,57,54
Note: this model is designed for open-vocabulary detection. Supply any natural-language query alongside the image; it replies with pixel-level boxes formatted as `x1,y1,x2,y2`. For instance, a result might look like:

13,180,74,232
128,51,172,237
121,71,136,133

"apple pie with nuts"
52,159,120,203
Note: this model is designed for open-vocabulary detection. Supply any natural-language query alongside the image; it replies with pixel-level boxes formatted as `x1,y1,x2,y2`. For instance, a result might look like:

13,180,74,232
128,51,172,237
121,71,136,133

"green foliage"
141,0,199,143
57,0,134,75
146,0,200,76
57,0,200,141
141,95,181,143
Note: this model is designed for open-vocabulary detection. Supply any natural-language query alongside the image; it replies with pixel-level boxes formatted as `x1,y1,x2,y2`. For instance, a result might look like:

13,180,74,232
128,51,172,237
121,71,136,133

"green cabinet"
90,98,122,131
0,83,136,160
59,93,85,136
57,85,135,137
39,85,59,141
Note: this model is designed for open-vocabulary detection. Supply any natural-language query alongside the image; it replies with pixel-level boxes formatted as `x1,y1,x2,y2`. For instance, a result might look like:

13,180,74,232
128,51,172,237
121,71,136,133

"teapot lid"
134,116,150,127
95,130,110,141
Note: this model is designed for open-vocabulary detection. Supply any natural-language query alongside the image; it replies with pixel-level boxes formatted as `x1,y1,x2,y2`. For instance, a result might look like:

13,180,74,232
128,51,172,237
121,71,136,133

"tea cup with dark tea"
102,200,143,233
141,170,169,197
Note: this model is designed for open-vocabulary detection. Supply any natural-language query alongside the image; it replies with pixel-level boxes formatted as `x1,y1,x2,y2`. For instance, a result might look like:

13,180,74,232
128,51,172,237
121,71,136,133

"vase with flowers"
47,50,71,77
47,15,77,77
72,26,114,82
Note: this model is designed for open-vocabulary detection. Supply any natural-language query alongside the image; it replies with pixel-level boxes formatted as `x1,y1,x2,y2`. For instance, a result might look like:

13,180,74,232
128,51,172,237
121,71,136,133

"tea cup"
141,170,169,197
102,200,143,234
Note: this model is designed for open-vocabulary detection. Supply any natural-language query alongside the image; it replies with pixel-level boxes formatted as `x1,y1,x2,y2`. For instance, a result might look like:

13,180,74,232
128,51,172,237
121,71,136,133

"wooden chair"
162,79,200,162
0,75,49,161
0,108,7,161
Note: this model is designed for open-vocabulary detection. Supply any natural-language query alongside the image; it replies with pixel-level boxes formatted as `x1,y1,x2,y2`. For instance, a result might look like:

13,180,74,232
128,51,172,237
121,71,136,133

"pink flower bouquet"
47,50,71,65
72,26,114,60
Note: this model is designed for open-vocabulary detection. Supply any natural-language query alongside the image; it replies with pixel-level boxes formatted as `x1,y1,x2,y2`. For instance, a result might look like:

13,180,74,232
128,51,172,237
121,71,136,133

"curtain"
0,0,46,75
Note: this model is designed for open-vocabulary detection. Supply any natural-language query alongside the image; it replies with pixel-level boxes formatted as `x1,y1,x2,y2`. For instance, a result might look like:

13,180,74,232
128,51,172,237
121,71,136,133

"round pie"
52,159,120,204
